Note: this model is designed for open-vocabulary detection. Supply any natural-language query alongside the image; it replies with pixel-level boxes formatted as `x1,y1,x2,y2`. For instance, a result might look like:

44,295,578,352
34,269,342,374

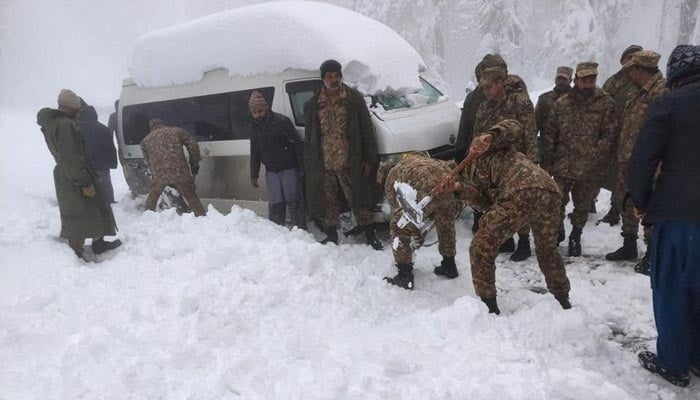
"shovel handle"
429,136,492,197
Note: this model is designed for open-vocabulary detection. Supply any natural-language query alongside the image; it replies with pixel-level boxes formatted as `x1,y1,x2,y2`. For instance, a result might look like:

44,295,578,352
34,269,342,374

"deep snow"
0,111,697,399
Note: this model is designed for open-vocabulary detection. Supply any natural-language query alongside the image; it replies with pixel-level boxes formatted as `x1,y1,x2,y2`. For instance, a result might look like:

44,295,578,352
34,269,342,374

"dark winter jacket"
37,108,117,240
250,111,300,178
303,84,379,220
628,78,700,223
79,106,117,171
454,86,486,162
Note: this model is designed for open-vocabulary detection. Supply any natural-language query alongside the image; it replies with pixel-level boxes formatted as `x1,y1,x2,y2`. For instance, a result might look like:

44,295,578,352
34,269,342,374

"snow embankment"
129,1,426,95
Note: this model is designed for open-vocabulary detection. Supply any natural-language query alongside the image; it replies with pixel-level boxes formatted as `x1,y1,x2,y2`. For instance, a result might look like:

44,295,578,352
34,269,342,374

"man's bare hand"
470,134,493,154
634,207,645,219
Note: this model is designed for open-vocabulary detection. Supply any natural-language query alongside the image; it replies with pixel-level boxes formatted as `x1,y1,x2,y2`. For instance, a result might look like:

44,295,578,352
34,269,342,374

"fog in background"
1,0,698,111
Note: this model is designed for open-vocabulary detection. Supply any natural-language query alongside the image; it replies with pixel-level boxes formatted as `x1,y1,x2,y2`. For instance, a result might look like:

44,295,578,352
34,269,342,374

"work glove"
81,184,96,198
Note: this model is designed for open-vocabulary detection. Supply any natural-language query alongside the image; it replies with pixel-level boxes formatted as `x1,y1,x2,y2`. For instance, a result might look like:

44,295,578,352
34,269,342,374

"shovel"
395,136,492,229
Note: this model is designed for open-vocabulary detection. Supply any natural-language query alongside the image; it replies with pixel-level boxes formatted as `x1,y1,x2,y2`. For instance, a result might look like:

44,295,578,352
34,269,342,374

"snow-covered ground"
0,110,697,399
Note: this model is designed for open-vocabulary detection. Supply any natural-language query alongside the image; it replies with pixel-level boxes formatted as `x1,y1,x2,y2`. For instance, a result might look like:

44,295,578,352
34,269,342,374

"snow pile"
129,1,426,94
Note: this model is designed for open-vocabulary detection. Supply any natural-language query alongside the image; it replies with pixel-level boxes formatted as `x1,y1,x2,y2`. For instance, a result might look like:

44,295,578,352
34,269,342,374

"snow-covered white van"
117,1,459,215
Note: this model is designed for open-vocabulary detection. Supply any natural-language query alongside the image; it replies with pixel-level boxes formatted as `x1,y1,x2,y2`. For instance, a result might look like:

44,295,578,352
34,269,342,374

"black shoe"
510,235,532,261
599,209,620,226
481,297,501,315
91,238,122,255
499,237,515,253
589,199,597,214
434,256,458,279
568,227,582,257
638,351,690,387
555,295,572,310
690,364,700,377
605,234,638,261
320,227,339,245
365,227,384,251
634,251,651,276
384,263,414,290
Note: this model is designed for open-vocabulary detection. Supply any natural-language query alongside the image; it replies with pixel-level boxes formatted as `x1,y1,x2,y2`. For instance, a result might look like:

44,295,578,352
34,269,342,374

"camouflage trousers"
470,189,571,299
554,176,597,230
615,162,641,236
145,180,207,217
320,168,373,228
390,203,457,265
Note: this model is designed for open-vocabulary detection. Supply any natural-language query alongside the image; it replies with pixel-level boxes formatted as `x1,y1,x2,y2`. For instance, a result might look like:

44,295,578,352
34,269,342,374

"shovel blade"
395,181,430,229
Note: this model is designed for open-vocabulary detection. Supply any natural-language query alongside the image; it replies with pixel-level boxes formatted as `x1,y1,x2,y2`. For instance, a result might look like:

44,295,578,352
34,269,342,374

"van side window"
122,87,275,145
286,80,322,127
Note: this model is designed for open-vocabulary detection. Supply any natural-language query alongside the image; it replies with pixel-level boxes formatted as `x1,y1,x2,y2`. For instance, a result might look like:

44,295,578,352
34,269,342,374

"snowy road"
0,111,696,399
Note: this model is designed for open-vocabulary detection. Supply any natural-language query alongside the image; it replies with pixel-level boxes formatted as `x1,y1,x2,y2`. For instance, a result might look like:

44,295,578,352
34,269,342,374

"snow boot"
499,237,516,253
384,263,414,290
472,210,483,234
91,238,122,255
567,227,582,257
638,351,690,387
510,234,532,262
364,226,384,251
634,249,651,276
555,295,572,310
605,234,638,261
589,198,597,214
434,256,458,279
320,227,339,245
481,297,500,315
599,207,620,226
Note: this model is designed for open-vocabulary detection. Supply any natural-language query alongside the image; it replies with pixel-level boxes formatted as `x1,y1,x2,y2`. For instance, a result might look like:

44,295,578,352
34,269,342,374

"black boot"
510,234,532,261
364,226,384,250
320,227,339,245
91,238,122,255
589,198,597,214
499,237,516,253
384,263,414,290
434,256,458,279
555,295,572,310
690,364,700,377
472,210,483,233
638,351,690,387
605,234,638,261
568,227,582,257
634,249,651,276
481,297,501,315
557,228,565,245
599,206,620,226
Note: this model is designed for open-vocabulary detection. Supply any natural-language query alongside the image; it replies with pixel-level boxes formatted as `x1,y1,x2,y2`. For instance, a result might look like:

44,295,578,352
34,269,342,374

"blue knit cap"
666,45,700,87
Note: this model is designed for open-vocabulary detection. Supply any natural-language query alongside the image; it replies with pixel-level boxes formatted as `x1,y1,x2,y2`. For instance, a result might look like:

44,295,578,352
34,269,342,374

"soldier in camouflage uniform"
141,119,206,217
605,51,668,270
451,120,571,315
543,62,618,257
596,45,644,225
381,153,461,290
535,66,573,164
473,66,539,262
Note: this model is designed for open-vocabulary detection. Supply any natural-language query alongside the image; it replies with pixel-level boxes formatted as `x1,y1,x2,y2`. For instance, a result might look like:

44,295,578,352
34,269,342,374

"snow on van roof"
129,1,427,95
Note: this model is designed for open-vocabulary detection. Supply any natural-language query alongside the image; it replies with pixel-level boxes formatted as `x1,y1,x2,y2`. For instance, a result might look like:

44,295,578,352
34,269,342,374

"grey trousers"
265,168,306,229
96,169,115,203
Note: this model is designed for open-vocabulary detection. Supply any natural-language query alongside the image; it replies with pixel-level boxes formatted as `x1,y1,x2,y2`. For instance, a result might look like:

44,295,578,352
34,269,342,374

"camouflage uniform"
384,154,459,264
141,120,206,216
460,120,570,300
317,85,373,228
616,65,669,237
543,67,618,231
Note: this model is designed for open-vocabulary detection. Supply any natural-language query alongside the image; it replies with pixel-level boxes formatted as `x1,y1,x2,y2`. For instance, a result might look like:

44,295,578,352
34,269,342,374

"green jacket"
303,84,379,221
37,108,117,240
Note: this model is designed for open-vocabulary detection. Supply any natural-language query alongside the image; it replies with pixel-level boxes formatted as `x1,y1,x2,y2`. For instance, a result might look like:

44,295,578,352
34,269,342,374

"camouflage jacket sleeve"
541,100,561,172
517,95,539,163
56,119,93,187
179,128,201,164
458,162,493,211
595,97,618,164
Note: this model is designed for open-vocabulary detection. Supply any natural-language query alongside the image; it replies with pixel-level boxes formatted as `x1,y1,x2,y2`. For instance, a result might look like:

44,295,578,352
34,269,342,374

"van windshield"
372,78,443,111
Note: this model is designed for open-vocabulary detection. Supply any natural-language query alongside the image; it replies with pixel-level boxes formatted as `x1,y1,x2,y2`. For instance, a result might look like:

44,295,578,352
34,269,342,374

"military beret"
620,45,643,63
555,66,573,80
623,50,661,70
575,62,599,78
479,67,507,86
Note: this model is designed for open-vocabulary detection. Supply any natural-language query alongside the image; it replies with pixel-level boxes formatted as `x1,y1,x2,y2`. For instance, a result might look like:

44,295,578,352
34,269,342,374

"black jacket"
78,106,118,171
628,78,700,223
250,111,300,178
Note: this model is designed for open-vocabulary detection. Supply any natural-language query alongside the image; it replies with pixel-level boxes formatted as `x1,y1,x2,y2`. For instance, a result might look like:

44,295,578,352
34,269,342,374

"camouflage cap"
622,50,661,70
575,62,599,78
148,118,163,130
555,66,574,80
481,54,508,72
488,119,522,150
479,67,507,86
620,45,643,63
